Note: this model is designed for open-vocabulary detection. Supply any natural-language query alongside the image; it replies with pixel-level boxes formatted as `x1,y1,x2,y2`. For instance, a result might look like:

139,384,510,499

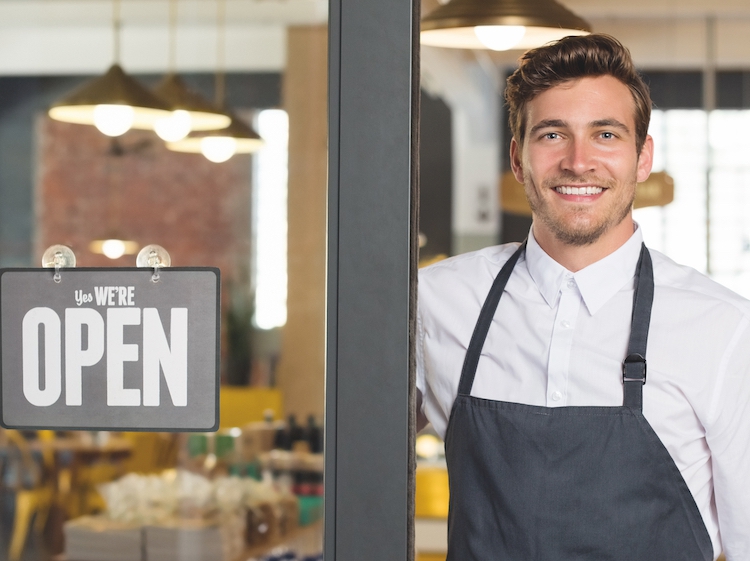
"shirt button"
566,278,576,289
551,391,562,402
560,320,571,329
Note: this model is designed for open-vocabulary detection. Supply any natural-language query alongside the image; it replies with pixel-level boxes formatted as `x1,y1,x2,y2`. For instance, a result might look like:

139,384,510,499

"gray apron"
444,243,714,560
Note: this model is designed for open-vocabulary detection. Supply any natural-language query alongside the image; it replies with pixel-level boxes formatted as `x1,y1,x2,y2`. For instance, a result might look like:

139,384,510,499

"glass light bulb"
93,104,135,137
201,136,237,163
154,110,193,142
101,239,127,260
474,25,526,51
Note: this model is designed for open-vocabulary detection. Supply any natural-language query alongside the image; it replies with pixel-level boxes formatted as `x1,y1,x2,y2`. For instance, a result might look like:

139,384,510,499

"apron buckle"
622,353,647,384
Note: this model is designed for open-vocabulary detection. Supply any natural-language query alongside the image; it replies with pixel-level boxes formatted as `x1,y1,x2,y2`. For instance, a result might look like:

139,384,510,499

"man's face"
510,75,653,248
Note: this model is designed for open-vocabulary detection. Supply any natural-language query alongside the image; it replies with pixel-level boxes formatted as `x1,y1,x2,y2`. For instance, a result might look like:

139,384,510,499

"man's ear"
510,137,525,184
636,134,654,183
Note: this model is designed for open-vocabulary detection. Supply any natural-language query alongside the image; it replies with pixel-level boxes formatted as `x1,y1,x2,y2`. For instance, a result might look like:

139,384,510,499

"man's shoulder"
418,243,523,316
650,247,750,314
419,242,522,281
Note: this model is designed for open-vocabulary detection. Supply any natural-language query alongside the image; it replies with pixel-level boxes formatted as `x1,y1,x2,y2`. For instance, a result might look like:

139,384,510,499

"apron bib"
444,243,713,560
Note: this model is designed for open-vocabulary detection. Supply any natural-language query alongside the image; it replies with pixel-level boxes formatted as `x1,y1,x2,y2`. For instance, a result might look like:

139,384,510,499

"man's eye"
543,132,559,140
601,131,615,139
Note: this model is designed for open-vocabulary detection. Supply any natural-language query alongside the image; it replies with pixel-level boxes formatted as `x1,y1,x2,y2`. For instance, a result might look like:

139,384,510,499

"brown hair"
505,34,652,153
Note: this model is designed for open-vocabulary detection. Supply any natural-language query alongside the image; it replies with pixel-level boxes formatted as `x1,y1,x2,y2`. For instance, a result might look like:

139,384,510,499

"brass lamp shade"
421,0,591,51
153,74,231,131
166,112,263,155
49,64,172,130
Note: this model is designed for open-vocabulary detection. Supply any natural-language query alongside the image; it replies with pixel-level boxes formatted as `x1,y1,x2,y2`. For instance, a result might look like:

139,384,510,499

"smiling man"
417,34,750,560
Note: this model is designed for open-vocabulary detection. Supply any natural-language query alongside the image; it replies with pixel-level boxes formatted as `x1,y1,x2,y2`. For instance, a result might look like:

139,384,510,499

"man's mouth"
554,186,604,196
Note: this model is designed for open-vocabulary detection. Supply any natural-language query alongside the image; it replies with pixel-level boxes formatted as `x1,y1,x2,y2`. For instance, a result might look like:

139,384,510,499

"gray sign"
0,268,220,431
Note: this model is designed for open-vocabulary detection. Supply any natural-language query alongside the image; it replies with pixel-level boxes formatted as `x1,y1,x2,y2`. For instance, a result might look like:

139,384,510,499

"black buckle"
622,353,647,384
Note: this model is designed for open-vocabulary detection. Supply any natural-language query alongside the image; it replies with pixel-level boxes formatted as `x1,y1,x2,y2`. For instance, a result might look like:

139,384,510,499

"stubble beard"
524,172,636,247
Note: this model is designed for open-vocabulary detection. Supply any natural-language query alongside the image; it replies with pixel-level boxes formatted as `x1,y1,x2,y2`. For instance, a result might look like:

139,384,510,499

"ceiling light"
152,0,230,142
152,75,231,142
89,238,139,260
421,0,591,51
166,113,263,161
48,0,172,136
154,108,192,143
93,104,135,137
49,64,173,136
474,25,526,51
165,0,263,162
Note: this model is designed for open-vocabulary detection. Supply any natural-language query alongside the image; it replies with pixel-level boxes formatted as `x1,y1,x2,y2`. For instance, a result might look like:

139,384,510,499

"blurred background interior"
0,0,748,559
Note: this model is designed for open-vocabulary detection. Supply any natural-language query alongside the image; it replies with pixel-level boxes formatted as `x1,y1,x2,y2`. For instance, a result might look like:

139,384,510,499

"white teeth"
555,186,603,195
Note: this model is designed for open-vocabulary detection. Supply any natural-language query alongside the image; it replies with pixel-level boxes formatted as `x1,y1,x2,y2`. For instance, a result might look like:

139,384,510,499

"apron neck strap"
622,244,654,410
456,241,655,413
457,242,526,397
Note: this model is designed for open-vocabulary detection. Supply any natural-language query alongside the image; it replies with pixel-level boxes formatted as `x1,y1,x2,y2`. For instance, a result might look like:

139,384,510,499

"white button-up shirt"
417,227,750,560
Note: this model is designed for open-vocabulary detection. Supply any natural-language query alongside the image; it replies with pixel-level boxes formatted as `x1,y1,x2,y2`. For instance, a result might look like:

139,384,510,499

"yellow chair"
4,430,56,561
219,386,283,429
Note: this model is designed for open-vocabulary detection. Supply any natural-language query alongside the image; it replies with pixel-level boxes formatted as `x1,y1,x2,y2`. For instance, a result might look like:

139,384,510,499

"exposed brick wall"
36,117,251,272
35,117,253,381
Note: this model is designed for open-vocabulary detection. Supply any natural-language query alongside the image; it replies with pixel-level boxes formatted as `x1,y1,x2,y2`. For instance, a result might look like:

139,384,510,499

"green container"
215,434,235,458
298,495,324,526
187,433,208,457
228,461,262,480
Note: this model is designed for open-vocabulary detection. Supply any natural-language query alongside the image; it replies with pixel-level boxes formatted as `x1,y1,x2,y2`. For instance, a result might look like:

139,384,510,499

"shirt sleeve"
705,315,750,560
416,300,426,405
415,268,453,438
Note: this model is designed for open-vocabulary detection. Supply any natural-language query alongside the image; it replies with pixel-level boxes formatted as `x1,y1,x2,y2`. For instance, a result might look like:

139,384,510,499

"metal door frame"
326,0,419,558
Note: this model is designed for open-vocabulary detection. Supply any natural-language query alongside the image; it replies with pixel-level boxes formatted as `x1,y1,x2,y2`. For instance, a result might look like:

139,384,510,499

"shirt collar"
525,225,644,316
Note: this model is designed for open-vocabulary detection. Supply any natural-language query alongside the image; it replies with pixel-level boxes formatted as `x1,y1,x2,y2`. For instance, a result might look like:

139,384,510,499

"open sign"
0,268,220,431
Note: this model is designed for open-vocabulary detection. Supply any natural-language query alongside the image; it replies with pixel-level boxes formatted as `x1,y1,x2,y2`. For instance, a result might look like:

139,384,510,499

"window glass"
635,108,750,298
0,2,327,560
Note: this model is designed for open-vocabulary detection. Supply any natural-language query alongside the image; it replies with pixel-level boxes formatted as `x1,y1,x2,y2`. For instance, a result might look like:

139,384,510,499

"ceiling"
2,0,750,75
0,0,327,75
567,0,750,18
0,0,328,26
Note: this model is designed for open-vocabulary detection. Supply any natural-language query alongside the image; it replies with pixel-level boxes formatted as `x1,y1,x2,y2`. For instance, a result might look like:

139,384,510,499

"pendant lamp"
48,0,172,136
152,0,230,142
153,74,231,142
421,0,591,51
166,0,263,162
166,114,263,162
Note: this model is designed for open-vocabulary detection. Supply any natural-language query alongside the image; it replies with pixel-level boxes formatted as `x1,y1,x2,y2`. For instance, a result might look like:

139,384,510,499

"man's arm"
706,321,750,560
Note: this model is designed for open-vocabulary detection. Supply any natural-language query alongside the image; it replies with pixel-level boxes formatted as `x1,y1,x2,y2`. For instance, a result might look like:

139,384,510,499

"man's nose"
561,138,596,176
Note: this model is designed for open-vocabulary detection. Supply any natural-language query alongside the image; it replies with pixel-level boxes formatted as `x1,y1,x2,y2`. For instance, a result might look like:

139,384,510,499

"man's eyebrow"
529,119,567,136
591,119,630,133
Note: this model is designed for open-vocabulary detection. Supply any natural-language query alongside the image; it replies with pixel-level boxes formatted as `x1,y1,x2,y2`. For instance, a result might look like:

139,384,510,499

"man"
416,34,750,560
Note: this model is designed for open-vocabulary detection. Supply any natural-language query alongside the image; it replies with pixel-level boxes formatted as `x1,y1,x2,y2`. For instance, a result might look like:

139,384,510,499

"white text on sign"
74,286,136,307
21,307,188,408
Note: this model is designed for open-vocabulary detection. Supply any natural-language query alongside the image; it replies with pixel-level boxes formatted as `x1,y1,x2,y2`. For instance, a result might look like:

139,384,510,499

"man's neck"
531,218,636,273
